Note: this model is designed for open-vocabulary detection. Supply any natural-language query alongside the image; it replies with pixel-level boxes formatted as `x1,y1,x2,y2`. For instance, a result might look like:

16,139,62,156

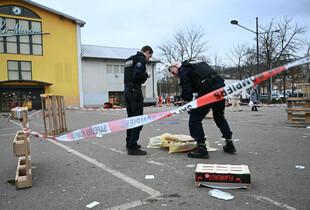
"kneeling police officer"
168,60,236,159
124,46,153,155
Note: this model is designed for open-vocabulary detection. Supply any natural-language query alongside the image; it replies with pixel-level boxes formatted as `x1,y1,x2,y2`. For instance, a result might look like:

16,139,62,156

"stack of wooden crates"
286,83,310,124
10,96,67,189
11,107,32,189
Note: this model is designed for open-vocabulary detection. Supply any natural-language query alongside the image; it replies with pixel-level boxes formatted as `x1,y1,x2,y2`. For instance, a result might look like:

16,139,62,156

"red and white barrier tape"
259,104,287,107
28,109,42,118
19,57,310,141
65,105,159,111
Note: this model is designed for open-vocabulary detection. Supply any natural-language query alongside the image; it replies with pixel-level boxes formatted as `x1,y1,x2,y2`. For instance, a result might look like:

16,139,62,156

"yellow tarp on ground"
147,133,218,153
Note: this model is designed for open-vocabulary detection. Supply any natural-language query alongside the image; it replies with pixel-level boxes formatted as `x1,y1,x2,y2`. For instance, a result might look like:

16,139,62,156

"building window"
8,61,32,80
0,17,43,55
107,64,124,84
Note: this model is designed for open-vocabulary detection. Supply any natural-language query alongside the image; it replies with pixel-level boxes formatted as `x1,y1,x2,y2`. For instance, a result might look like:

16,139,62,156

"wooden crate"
286,98,310,124
15,157,32,189
195,164,251,189
13,131,30,157
11,107,29,128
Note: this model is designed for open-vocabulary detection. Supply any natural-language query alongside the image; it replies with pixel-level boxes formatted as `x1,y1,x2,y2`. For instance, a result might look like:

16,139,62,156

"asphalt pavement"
0,105,309,210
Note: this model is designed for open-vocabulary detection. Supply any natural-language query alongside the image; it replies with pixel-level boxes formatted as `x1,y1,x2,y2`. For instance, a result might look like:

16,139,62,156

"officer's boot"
223,139,236,154
188,143,209,159
127,144,147,155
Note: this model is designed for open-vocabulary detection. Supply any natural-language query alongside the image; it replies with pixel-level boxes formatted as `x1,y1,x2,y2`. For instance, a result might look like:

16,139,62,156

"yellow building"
0,0,85,111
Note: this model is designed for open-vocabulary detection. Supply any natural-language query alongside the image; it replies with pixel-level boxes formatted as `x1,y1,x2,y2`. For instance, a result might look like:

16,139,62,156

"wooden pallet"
286,98,310,124
195,164,251,189
15,156,32,189
41,94,67,135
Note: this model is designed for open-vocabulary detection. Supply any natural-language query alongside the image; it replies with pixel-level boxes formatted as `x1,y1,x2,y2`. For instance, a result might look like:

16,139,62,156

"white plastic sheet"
209,189,234,200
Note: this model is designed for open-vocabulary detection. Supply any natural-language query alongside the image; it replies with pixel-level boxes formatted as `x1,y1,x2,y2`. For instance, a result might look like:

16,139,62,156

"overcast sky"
32,0,310,65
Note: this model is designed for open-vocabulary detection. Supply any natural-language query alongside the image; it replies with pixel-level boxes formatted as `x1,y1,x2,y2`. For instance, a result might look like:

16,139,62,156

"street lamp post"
266,29,280,103
255,17,260,85
231,18,280,103
231,17,260,94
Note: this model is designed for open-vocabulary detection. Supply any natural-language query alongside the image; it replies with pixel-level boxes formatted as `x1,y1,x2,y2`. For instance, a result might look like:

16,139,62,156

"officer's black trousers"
189,82,233,144
124,87,144,146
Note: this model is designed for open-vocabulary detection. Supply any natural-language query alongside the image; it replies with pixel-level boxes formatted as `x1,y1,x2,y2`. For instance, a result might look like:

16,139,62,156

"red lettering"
209,175,219,181
204,174,237,182
214,91,221,99
207,174,235,182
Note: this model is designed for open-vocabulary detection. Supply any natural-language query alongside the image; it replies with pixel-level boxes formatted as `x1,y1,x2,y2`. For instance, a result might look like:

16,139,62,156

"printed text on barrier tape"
21,57,310,141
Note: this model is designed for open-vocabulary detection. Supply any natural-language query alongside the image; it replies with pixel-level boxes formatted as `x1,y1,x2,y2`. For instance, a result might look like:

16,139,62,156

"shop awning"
0,80,53,86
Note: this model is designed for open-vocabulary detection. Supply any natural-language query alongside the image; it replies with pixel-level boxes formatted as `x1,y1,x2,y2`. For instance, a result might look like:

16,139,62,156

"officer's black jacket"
178,60,197,101
178,60,224,101
124,51,148,87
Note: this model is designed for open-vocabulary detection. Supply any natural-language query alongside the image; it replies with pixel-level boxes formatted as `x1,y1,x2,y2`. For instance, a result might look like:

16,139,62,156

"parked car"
272,93,282,100
260,93,288,101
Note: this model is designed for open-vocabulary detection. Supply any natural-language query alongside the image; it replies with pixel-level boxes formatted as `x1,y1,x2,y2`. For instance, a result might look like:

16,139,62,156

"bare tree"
226,43,251,80
157,76,180,97
212,53,227,77
157,25,209,97
258,17,308,100
158,25,209,64
243,48,257,78
301,37,310,82
259,18,281,101
274,18,307,98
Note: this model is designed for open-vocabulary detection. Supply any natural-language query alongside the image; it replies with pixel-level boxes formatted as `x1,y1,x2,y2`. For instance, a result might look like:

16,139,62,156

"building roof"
21,0,86,26
81,44,160,62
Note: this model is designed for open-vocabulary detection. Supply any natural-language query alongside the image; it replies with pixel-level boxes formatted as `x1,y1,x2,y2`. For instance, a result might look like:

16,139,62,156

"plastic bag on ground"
147,133,217,153
146,136,163,148
168,140,197,153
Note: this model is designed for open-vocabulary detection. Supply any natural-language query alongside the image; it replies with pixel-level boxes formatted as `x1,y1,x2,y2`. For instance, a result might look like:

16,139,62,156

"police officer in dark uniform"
168,60,236,159
124,46,153,155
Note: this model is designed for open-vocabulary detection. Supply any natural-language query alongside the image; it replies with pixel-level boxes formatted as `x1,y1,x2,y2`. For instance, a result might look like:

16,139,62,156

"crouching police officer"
168,60,236,159
124,46,153,155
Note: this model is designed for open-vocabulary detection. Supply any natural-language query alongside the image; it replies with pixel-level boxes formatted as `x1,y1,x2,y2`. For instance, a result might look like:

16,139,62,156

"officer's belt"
125,83,141,89
199,73,224,94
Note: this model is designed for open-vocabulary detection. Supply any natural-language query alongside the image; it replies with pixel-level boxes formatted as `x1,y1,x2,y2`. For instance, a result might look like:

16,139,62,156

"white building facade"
81,44,159,108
